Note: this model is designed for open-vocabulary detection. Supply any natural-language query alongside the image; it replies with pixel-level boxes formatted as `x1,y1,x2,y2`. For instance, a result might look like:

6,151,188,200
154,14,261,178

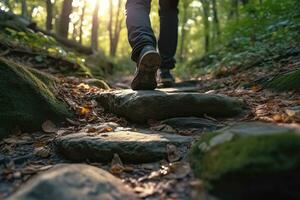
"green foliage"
185,0,300,78
0,28,93,77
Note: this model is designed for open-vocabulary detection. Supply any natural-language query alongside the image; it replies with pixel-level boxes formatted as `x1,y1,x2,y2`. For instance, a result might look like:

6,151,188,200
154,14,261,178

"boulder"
56,131,192,163
190,122,300,200
96,90,246,123
0,58,71,138
7,164,137,200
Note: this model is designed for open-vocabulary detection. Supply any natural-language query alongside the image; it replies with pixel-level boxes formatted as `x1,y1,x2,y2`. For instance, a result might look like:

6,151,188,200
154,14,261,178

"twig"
0,49,10,57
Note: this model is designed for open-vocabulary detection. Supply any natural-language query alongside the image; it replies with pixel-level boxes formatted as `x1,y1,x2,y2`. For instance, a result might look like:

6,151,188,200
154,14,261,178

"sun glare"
87,0,118,16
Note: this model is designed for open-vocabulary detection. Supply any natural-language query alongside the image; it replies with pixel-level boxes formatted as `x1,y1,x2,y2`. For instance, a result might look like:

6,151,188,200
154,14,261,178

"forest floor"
1,48,300,200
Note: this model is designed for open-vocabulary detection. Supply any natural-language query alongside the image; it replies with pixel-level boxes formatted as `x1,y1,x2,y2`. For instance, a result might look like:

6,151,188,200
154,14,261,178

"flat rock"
56,131,192,163
161,117,223,131
96,90,246,123
159,86,200,93
190,122,300,200
7,164,137,200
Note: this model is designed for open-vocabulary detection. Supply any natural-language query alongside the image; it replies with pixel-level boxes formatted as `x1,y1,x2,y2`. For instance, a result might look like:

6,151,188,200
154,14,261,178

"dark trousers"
126,0,179,69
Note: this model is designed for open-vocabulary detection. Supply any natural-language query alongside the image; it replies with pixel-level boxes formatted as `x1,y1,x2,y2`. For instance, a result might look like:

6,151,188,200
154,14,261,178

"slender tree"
57,0,73,38
179,0,190,60
212,0,220,42
21,0,28,19
79,0,86,44
228,0,239,20
108,0,123,57
91,0,100,51
200,0,211,53
46,0,53,31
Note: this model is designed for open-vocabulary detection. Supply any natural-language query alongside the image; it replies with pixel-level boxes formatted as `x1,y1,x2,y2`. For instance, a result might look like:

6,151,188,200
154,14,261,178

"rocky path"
1,81,300,200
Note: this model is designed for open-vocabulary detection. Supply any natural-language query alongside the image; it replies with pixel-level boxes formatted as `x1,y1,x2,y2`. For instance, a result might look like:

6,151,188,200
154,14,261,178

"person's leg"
126,0,157,63
126,0,161,90
158,0,179,69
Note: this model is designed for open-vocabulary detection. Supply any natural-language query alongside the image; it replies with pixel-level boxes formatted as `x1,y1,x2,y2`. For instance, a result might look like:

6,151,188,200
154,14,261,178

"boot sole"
131,51,161,90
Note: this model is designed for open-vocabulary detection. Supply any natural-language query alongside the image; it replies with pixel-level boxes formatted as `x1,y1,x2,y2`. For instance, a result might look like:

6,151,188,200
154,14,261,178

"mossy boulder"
190,122,300,200
265,69,300,91
0,58,72,138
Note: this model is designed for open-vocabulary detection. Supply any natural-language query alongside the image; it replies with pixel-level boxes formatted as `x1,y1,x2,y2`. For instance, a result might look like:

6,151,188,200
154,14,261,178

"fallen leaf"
78,106,91,116
151,124,176,133
251,85,263,92
77,83,90,90
110,154,124,175
167,144,181,162
34,147,51,158
42,120,57,133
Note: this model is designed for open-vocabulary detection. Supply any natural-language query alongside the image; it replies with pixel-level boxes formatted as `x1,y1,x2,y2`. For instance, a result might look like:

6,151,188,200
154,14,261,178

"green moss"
265,69,300,91
190,131,300,200
0,58,72,138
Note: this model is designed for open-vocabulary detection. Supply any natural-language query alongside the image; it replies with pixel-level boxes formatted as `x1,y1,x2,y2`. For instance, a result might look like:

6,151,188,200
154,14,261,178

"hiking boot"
158,68,175,87
131,46,161,90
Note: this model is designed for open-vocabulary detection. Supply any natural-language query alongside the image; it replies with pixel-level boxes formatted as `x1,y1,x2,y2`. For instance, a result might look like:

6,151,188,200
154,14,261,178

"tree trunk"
201,0,210,53
57,0,73,38
46,0,53,31
79,0,86,44
91,0,100,52
21,0,28,19
212,0,220,42
228,0,239,20
109,0,123,57
179,1,189,60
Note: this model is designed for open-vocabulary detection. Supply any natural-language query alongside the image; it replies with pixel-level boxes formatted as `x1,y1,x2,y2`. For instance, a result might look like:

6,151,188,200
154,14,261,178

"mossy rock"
265,69,300,91
0,58,72,138
190,122,300,200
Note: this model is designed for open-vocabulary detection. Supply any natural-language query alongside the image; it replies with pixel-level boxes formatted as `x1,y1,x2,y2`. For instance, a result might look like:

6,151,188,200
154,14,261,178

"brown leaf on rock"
42,120,57,133
110,154,125,175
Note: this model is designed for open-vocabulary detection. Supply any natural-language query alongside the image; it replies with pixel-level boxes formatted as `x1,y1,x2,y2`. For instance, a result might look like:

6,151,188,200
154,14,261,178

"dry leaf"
77,83,90,90
34,147,51,158
151,124,176,133
78,106,91,116
42,120,57,133
110,154,124,175
167,144,181,162
251,85,262,92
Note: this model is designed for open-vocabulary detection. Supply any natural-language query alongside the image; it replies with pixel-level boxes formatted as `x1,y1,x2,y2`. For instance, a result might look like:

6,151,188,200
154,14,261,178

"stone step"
7,164,137,200
95,90,247,123
56,130,192,164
